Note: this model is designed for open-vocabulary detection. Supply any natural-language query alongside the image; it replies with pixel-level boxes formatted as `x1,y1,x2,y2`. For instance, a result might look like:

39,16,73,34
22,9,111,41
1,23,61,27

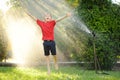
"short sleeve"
36,19,43,27
53,20,56,25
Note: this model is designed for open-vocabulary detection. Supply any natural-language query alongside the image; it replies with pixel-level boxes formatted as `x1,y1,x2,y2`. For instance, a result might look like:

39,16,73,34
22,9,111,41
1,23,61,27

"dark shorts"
43,40,56,56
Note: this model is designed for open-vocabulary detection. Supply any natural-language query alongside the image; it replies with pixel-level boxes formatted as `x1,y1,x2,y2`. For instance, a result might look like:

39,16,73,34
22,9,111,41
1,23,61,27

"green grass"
0,66,120,80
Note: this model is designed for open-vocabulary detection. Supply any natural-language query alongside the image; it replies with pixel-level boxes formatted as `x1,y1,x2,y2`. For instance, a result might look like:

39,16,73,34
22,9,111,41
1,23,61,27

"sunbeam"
1,0,90,66
1,6,42,65
0,0,11,14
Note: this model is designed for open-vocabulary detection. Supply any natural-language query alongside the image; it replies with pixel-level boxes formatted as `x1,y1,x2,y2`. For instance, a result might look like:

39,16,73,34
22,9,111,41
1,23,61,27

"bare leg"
53,55,58,70
46,56,50,75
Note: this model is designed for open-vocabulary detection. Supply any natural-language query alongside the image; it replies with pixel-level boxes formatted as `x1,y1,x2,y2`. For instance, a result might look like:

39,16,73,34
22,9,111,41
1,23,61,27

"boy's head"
44,13,52,21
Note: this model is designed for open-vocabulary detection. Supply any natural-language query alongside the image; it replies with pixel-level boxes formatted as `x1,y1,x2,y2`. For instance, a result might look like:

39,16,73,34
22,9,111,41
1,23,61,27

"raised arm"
19,0,37,21
25,11,37,21
56,13,71,22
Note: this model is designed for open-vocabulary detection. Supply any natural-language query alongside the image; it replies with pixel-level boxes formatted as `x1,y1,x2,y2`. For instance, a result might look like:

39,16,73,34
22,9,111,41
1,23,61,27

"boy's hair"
44,12,52,17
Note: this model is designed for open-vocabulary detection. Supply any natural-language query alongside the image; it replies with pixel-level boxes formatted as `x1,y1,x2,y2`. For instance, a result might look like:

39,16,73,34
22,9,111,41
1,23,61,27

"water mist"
2,0,91,66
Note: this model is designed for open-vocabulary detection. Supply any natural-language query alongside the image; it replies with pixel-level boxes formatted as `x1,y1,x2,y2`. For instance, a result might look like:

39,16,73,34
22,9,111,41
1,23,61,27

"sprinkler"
92,31,101,73
92,31,109,75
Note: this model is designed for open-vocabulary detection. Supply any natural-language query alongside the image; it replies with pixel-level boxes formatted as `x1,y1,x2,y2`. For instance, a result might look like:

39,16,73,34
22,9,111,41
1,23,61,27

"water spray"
70,8,91,34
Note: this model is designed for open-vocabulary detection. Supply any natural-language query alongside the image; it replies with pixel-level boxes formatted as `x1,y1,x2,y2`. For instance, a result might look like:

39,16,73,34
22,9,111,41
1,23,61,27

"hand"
66,13,71,17
56,13,71,22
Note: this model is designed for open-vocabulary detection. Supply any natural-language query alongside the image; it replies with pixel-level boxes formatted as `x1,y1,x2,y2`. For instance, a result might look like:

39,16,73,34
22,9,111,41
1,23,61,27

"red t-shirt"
36,19,56,40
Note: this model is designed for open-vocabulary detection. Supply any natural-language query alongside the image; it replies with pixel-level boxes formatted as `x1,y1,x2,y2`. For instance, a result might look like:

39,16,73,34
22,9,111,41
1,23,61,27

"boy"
27,12,71,75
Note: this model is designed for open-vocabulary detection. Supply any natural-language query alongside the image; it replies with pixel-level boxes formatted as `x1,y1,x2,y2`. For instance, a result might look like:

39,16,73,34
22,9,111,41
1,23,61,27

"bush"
76,0,120,70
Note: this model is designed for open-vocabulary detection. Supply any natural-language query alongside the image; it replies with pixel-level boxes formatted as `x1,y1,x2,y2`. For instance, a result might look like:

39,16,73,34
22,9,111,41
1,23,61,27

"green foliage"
65,0,80,7
0,12,8,62
77,0,120,70
0,42,6,61
95,34,118,70
9,0,21,7
0,33,7,62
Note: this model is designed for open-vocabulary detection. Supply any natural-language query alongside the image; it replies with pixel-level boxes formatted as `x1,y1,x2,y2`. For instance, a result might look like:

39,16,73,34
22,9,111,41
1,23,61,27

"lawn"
0,66,120,80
